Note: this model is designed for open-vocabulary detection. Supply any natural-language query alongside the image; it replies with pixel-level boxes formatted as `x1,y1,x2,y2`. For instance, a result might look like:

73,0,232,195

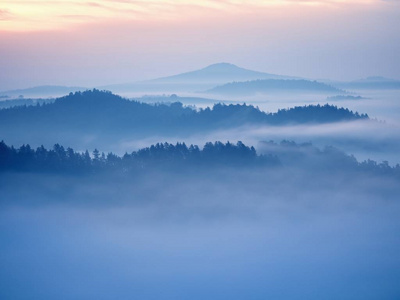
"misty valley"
1,63,400,299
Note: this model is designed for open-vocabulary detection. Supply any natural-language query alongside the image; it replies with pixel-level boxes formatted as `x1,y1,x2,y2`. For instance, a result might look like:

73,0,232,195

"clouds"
0,0,387,31
0,9,12,21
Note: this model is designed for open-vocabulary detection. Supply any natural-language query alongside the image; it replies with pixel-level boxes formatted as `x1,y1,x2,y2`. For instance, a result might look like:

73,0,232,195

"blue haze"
1,63,400,299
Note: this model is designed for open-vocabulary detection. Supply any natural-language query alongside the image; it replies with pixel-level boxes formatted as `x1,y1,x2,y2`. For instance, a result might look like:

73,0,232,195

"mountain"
0,85,88,98
205,79,344,96
146,63,298,84
101,63,299,94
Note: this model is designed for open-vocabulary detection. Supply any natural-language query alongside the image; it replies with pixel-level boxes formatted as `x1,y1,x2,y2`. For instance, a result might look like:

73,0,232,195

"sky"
0,0,400,90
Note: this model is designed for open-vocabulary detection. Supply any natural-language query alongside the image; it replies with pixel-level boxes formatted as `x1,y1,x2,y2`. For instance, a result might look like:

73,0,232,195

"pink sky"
0,0,399,90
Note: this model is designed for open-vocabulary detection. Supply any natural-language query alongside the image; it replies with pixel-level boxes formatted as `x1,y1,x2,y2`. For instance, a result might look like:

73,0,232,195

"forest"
1,140,398,177
0,140,276,173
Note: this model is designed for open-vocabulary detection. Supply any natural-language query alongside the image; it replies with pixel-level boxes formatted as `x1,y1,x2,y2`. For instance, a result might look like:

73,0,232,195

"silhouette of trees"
1,140,399,178
0,140,279,174
1,139,398,177
272,104,368,124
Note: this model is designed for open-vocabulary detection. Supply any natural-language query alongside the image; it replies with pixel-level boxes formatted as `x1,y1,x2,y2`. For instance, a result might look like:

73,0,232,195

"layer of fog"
1,167,399,299
131,89,399,123
110,118,398,166
193,89,400,123
118,88,400,165
2,119,398,166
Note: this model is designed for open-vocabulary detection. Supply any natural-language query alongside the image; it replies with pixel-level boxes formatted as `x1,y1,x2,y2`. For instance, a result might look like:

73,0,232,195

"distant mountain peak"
201,63,241,71
101,63,301,93
141,62,299,86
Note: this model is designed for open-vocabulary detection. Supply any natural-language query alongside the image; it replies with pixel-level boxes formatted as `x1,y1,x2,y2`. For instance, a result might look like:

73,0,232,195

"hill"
206,79,344,96
0,89,367,129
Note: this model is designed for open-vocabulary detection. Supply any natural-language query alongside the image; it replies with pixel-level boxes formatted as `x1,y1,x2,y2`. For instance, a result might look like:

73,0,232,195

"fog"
1,86,399,299
112,118,399,166
1,165,399,299
196,89,400,121
3,118,399,165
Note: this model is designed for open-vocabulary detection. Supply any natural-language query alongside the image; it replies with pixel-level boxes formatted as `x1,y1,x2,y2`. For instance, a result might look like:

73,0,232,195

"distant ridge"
0,85,87,98
206,79,344,96
356,76,397,83
328,76,400,90
0,89,368,132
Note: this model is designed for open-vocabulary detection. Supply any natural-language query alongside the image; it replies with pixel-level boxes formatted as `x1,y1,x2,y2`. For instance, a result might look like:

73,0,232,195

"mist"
1,99,399,298
1,163,399,299
1,1,400,296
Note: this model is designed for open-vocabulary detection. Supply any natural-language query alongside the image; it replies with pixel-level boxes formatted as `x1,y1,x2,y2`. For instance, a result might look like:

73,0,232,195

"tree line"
0,140,278,174
1,140,399,177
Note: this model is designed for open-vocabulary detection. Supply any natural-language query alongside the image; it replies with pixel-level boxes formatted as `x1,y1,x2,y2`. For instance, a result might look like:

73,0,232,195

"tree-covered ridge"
273,104,367,124
0,140,278,173
0,90,368,136
1,140,398,177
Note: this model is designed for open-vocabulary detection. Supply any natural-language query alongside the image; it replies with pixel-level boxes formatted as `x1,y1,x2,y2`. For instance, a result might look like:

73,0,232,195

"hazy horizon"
1,0,400,90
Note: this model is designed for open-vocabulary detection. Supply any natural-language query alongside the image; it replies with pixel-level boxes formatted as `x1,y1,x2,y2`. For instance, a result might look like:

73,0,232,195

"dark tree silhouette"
0,140,279,174
1,140,398,178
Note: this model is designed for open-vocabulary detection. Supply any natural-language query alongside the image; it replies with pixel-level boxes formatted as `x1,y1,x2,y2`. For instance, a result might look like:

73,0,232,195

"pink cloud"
0,9,12,21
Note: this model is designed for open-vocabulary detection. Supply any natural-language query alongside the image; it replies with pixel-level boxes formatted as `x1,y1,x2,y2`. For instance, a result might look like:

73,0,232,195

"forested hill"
0,90,368,137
